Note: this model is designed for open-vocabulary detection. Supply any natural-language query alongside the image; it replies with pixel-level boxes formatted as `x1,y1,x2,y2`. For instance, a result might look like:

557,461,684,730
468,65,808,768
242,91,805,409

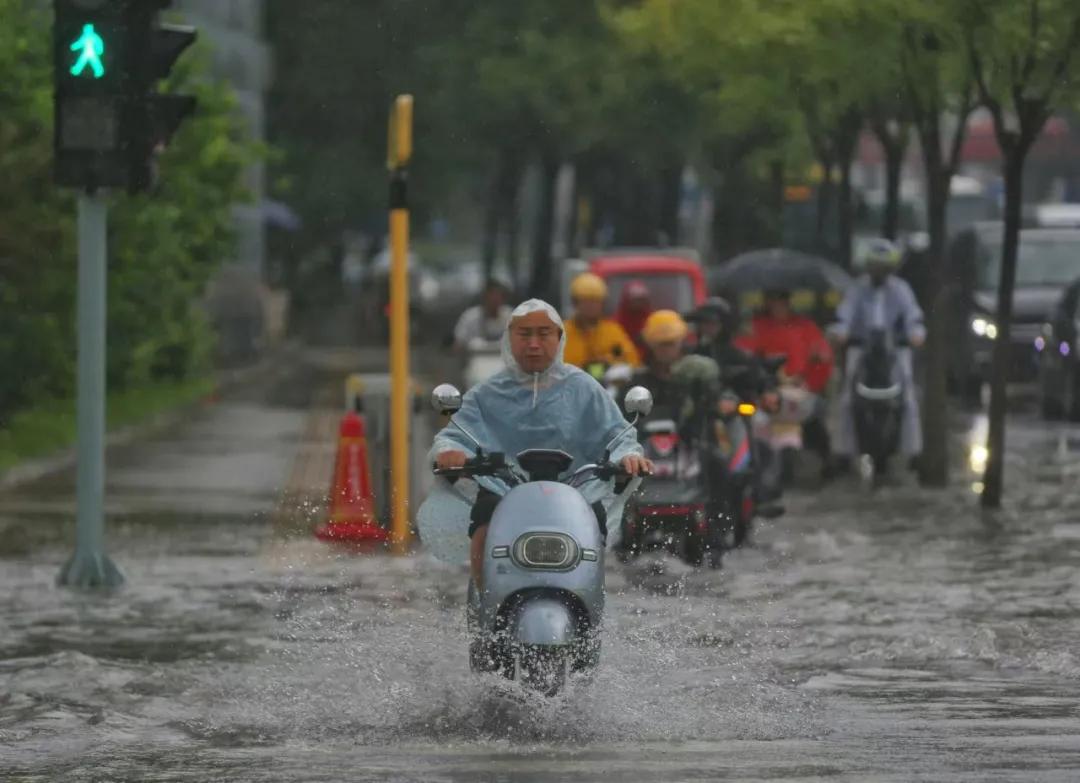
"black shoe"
832,456,852,476
908,455,921,473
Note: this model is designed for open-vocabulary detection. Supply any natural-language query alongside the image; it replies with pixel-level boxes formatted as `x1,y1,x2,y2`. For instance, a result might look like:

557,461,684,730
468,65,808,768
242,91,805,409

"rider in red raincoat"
736,288,835,480
735,289,833,393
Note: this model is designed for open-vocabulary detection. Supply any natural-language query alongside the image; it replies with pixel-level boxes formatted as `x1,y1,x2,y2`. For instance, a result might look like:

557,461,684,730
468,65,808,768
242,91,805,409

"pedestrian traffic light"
53,0,197,192
54,0,129,188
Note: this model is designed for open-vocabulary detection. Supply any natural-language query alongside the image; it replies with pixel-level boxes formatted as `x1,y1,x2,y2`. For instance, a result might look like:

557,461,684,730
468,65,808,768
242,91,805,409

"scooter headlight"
971,316,998,340
513,533,579,570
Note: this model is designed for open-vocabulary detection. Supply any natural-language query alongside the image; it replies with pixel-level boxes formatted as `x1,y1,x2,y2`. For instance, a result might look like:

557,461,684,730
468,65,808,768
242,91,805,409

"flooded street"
2,361,1080,781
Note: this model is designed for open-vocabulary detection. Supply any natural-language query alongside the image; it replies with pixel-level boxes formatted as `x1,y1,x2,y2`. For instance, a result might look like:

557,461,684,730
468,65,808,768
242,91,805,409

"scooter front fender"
512,599,576,646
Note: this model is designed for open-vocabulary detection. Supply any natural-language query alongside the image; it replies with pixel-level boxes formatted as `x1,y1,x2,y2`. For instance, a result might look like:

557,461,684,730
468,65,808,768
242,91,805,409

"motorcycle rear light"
513,533,579,570
491,546,510,559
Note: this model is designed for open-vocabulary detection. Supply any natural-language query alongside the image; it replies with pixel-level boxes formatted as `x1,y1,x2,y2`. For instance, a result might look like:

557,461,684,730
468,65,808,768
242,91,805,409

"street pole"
58,192,123,588
388,95,414,554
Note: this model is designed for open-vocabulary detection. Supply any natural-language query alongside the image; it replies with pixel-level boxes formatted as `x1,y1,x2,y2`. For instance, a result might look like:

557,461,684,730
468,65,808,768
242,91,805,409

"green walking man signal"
69,23,106,79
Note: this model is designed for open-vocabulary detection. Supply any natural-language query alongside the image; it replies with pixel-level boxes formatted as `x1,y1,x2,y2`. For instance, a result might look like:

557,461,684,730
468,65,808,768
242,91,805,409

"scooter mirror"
623,386,653,417
431,384,463,414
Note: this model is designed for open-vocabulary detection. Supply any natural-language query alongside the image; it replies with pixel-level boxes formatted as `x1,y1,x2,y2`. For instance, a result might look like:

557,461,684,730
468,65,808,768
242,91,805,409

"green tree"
0,0,259,426
964,0,1080,507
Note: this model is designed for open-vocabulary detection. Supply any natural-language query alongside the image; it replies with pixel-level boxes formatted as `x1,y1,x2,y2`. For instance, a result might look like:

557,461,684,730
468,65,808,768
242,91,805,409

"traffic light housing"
53,0,197,192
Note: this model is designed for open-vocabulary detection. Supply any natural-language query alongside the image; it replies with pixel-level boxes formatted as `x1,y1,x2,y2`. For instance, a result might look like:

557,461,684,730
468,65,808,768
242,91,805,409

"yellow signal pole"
388,95,413,554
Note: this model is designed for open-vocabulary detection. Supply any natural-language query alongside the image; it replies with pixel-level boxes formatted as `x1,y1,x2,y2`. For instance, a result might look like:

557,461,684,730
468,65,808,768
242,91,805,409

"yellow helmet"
570,272,608,301
641,309,689,345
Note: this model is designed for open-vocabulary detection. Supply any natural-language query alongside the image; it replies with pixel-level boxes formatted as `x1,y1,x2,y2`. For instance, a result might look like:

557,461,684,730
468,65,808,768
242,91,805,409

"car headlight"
971,316,997,340
513,533,579,570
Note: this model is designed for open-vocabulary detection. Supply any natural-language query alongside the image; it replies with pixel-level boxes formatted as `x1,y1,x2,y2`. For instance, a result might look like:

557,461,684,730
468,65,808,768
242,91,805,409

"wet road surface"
2,364,1079,781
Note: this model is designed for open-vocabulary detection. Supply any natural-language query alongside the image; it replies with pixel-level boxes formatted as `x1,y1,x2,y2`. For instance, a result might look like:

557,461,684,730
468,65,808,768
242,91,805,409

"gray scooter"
430,383,653,696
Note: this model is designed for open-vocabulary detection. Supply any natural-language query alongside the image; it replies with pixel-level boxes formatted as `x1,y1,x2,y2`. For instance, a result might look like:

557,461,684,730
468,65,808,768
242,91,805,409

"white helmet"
862,238,903,270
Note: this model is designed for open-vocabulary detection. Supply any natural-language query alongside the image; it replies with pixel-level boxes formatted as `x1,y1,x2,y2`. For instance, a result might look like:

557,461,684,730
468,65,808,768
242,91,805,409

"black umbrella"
710,248,853,293
708,248,853,317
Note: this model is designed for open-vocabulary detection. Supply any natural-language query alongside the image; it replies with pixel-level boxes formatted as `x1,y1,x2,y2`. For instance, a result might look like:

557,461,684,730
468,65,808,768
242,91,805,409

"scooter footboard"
511,598,577,646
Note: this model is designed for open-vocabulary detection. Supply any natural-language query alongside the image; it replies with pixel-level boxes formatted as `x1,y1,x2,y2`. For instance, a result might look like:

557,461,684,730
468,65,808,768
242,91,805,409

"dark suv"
948,223,1080,403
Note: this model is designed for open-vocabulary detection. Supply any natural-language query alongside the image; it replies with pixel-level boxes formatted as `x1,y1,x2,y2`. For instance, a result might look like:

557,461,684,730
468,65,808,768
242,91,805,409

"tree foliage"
0,0,260,425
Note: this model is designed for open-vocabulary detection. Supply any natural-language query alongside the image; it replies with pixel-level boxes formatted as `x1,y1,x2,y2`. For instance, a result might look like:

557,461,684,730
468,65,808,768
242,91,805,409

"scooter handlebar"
432,452,506,477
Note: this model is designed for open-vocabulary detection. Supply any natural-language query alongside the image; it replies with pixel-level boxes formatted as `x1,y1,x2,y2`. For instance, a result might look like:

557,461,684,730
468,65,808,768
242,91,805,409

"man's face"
868,264,890,286
509,311,561,373
649,338,683,366
574,296,605,322
700,319,723,341
766,297,791,320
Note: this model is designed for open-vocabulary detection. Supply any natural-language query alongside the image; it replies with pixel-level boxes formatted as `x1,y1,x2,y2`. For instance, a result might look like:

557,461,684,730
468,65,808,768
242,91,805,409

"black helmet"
694,296,733,321
687,296,737,337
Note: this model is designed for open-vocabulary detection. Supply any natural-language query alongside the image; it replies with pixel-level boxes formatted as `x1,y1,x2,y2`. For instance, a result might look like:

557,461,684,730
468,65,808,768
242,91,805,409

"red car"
587,249,707,313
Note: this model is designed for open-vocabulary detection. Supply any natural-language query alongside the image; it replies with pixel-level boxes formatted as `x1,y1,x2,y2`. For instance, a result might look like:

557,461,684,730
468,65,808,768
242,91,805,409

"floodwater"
2,384,1080,780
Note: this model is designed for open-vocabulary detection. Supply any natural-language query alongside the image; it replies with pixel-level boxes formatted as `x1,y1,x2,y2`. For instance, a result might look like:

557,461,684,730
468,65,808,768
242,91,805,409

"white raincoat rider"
831,239,926,463
424,299,652,586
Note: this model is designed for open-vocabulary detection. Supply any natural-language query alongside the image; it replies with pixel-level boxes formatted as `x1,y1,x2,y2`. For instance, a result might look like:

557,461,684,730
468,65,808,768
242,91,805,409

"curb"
0,341,299,492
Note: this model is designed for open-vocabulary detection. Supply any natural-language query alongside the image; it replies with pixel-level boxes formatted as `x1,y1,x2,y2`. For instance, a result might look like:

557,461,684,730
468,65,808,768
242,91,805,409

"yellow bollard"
388,95,414,554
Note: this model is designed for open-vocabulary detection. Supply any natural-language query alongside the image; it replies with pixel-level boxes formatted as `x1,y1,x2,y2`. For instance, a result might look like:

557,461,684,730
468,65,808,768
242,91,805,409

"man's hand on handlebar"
620,454,654,477
435,450,468,470
909,333,926,348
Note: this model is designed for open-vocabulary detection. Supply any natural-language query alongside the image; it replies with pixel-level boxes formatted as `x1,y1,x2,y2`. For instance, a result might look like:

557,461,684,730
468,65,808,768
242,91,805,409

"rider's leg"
468,489,500,590
898,347,923,457
835,347,861,459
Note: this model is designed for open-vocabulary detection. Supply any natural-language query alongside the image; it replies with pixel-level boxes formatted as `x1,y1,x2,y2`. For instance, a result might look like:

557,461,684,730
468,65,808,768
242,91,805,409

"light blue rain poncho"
417,299,643,563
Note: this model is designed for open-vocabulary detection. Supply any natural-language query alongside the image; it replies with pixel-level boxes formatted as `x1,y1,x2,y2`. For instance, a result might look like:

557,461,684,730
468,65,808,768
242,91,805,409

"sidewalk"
0,344,444,553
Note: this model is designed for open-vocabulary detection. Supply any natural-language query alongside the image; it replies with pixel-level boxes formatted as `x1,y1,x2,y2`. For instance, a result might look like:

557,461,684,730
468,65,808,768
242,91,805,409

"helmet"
570,272,608,301
692,296,732,322
863,238,902,270
641,309,689,345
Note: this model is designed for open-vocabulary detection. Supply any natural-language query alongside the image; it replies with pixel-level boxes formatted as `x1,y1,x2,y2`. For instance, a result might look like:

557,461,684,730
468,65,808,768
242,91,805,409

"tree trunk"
769,159,785,244
528,152,560,300
481,156,504,283
882,139,904,240
837,161,854,270
659,162,682,246
815,156,835,249
981,152,1026,508
919,165,950,487
503,163,522,293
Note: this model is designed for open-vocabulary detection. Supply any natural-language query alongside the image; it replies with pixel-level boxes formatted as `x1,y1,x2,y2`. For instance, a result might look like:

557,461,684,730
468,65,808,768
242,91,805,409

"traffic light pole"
58,192,123,588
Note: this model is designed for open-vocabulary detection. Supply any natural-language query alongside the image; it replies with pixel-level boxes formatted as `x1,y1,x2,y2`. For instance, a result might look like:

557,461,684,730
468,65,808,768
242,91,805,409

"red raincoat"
736,315,834,394
614,281,653,354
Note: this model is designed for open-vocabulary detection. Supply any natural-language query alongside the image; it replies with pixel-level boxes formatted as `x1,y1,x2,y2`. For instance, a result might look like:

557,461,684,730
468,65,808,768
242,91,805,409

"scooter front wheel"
515,645,570,697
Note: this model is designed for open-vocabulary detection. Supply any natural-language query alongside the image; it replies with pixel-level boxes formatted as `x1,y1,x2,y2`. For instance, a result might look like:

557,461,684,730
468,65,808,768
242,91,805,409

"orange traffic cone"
314,412,389,547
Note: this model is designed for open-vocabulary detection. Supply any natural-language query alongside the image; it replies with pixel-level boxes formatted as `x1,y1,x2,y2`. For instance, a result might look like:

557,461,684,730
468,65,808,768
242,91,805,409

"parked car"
948,223,1080,403
1037,277,1080,420
560,248,707,317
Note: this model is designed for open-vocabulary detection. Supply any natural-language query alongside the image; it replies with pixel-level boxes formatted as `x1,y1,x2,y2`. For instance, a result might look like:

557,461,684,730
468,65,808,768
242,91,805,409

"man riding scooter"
687,297,784,507
432,299,653,591
453,279,513,389
563,272,641,380
453,278,512,351
831,238,926,475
